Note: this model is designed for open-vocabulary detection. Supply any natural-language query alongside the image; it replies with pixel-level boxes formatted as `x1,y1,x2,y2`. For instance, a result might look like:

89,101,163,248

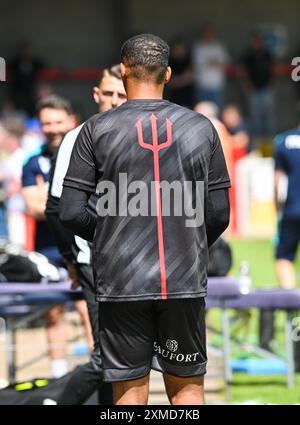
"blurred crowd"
0,26,284,245
0,26,299,383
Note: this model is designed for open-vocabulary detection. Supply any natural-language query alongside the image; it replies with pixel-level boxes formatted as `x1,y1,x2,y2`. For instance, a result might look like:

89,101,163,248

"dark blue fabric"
22,145,63,264
22,145,50,186
274,129,300,219
276,217,300,261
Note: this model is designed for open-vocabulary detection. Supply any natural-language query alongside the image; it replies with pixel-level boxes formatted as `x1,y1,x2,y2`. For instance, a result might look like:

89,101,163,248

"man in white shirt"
192,26,230,109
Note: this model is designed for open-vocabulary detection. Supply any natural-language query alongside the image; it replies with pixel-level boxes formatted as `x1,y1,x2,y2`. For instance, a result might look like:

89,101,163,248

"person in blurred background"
222,104,250,162
242,31,275,146
194,101,234,235
0,115,44,242
21,94,92,378
259,124,300,356
46,65,126,404
167,39,194,108
8,41,44,117
192,25,230,109
0,117,26,246
0,123,9,240
194,101,233,175
22,95,75,264
274,123,300,289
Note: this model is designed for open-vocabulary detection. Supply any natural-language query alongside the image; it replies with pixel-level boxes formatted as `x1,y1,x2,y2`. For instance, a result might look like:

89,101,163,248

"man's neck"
125,80,164,100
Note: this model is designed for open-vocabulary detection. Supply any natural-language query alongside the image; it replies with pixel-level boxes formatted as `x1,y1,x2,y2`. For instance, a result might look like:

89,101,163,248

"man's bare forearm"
22,189,46,220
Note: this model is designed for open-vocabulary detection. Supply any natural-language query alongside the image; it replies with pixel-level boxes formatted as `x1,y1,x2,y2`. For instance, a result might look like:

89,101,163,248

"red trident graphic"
136,114,173,300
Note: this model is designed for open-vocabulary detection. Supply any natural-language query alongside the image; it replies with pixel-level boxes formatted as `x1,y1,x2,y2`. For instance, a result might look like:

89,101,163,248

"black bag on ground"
0,253,42,282
0,369,108,405
207,238,233,277
0,373,72,405
0,241,62,283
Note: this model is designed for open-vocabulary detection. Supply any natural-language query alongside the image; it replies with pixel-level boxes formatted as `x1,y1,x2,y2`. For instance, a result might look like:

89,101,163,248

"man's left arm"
206,124,231,246
206,188,230,247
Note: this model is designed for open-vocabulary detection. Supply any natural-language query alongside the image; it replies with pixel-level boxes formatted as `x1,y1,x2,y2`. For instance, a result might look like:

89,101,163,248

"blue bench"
207,279,300,388
1,280,300,388
0,282,83,382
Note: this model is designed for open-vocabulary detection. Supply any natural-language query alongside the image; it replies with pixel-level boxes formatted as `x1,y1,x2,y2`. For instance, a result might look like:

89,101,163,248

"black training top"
63,99,230,302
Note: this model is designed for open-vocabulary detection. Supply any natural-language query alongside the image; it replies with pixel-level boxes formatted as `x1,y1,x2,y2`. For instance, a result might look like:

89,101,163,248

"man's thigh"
98,301,155,382
163,373,205,405
152,297,207,377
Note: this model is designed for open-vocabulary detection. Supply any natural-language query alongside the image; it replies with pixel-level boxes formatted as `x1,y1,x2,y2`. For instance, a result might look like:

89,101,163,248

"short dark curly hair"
120,33,170,84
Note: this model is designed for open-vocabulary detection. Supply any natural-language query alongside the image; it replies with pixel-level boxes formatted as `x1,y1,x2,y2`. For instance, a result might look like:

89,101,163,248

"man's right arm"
59,118,98,243
59,186,96,242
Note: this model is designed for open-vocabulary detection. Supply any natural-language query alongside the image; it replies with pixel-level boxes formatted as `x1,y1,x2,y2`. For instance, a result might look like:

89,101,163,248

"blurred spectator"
0,124,9,239
0,117,26,246
192,26,230,109
8,41,44,117
194,101,233,174
242,32,275,144
21,94,75,378
22,117,44,156
194,101,234,234
0,98,27,122
36,83,55,102
167,39,194,108
222,104,250,162
22,95,74,264
259,123,300,354
274,123,300,289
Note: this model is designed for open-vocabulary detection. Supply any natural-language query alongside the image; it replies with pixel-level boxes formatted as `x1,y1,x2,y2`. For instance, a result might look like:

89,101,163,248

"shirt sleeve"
208,125,231,191
274,136,287,172
206,188,230,247
50,124,84,198
63,119,97,193
59,186,96,242
22,157,38,187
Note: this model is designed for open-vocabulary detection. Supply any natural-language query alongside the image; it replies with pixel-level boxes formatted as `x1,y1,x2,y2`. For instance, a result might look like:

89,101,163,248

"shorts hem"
103,364,150,383
275,253,295,262
151,355,207,377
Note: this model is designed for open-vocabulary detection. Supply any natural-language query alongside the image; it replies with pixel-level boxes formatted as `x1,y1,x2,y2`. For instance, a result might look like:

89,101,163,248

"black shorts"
98,297,207,382
276,218,300,262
